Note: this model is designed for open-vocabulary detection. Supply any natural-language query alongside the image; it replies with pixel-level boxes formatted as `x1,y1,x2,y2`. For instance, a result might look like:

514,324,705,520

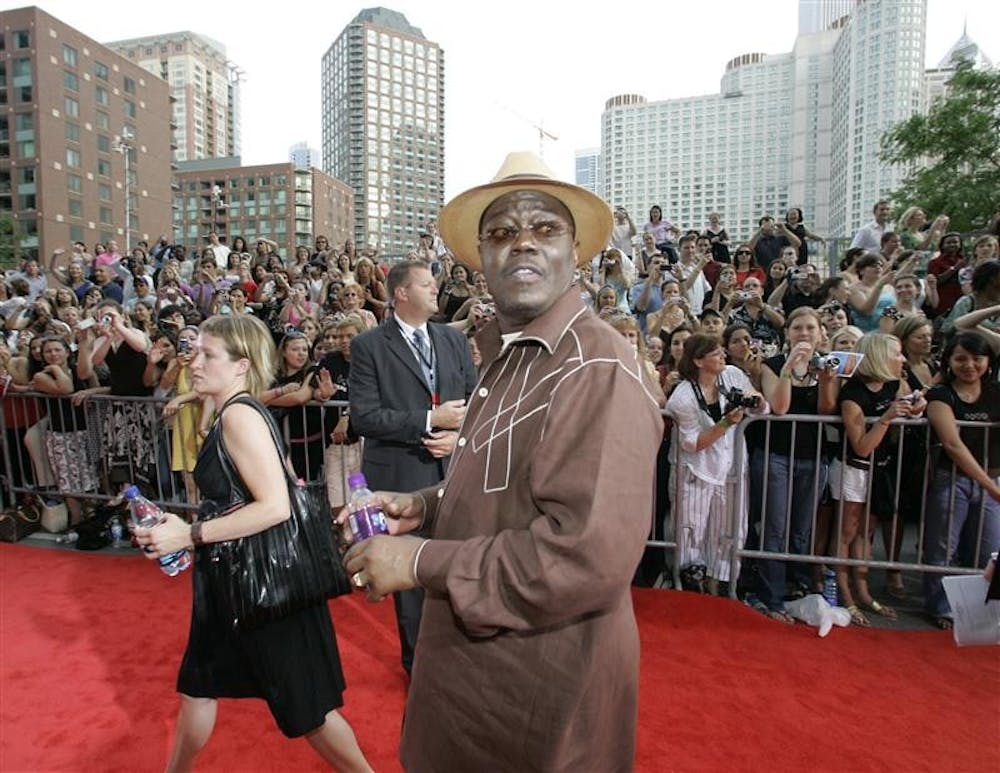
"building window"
13,30,30,49
98,183,112,201
70,225,84,242
96,112,110,130
63,44,77,66
95,61,109,80
64,71,79,91
99,206,113,224
17,140,35,158
64,97,79,117
123,76,135,95
68,198,83,217
97,134,111,152
124,101,136,118
65,122,80,142
97,159,111,177
95,86,109,106
67,174,82,193
66,148,81,168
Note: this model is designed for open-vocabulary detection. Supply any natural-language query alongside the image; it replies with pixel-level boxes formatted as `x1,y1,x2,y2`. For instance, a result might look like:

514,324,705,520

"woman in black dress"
134,314,370,772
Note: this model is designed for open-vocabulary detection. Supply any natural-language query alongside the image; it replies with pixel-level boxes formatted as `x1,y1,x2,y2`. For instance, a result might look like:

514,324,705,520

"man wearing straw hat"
345,151,664,770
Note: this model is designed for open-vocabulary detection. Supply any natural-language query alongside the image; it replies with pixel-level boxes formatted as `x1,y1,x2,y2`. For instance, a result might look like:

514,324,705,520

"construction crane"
496,102,559,159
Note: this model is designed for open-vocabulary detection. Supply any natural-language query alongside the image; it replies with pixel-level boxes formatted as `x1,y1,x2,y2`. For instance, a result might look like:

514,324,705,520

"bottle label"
349,505,389,542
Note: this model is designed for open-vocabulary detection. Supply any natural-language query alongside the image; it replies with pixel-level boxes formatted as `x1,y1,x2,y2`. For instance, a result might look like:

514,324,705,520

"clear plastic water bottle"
123,485,191,576
346,472,389,542
109,517,124,547
822,568,838,607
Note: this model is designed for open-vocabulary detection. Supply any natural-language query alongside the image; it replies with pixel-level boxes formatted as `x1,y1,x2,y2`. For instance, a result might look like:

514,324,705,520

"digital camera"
726,388,761,410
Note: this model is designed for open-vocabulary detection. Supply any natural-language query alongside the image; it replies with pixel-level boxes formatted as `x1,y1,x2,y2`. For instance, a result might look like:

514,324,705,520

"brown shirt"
403,289,664,772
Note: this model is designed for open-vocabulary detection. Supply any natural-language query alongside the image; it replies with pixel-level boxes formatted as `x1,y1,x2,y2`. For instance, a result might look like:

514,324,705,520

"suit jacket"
349,319,478,492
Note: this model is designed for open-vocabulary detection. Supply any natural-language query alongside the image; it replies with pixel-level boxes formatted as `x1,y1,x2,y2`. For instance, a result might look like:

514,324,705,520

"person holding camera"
611,207,637,259
752,308,839,621
666,332,769,595
750,216,801,271
829,332,926,626
726,277,784,351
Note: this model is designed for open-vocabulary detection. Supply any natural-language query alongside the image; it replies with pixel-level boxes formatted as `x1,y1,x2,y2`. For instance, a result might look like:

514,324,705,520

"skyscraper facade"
289,141,321,170
574,148,602,195
0,6,173,261
601,0,932,247
828,0,927,237
321,8,444,257
108,31,241,163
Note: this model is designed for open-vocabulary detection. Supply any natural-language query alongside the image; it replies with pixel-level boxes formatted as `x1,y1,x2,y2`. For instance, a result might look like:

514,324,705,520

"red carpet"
1,543,997,772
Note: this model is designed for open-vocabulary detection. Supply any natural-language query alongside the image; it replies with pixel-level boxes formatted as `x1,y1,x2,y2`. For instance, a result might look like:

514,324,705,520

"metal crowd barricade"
0,391,357,517
725,412,995,599
3,389,991,603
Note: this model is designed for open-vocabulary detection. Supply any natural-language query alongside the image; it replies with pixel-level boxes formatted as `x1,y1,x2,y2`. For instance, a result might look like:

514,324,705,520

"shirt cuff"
412,539,463,593
425,410,433,434
411,538,431,586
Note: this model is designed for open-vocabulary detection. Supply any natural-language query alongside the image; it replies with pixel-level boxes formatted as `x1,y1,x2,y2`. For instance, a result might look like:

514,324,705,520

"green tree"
880,63,1000,234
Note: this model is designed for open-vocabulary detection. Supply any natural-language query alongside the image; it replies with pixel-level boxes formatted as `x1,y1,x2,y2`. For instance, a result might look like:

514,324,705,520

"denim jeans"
922,468,1000,618
753,450,828,611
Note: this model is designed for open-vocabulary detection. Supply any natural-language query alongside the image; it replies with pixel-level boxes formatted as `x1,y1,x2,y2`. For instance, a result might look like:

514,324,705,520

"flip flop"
861,598,897,620
846,604,870,627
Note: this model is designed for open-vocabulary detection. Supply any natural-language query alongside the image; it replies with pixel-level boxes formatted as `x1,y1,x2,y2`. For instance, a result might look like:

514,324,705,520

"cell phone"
178,338,190,354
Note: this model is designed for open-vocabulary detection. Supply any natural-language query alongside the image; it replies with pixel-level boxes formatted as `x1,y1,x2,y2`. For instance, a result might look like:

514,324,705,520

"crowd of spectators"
2,201,999,629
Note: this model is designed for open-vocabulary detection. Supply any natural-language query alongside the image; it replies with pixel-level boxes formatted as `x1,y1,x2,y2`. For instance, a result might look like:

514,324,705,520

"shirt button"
457,437,466,448
437,487,444,499
478,387,489,398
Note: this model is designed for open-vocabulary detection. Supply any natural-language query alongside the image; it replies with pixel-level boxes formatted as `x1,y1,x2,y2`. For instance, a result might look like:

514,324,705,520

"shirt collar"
395,316,428,342
478,288,587,363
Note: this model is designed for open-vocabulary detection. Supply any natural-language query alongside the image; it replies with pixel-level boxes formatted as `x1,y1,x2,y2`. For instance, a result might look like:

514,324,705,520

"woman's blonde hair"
893,314,932,356
899,206,924,230
854,332,901,383
199,314,276,397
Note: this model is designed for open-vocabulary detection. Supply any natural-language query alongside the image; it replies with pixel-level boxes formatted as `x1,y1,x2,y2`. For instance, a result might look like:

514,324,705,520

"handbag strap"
214,394,299,502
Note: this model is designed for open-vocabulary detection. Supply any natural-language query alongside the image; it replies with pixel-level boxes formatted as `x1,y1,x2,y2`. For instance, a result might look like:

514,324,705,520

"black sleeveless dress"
176,405,346,738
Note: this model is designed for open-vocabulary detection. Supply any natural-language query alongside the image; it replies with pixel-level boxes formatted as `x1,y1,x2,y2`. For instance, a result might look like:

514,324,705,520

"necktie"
412,329,434,390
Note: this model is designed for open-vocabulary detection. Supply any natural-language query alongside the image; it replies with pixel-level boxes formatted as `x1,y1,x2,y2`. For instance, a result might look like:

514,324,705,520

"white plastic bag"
785,594,852,637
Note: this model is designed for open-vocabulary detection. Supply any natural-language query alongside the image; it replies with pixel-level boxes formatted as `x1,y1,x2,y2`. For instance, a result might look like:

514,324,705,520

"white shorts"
827,459,869,503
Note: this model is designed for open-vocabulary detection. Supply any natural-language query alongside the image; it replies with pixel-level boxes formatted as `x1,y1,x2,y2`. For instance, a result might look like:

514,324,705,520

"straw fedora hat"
438,151,613,270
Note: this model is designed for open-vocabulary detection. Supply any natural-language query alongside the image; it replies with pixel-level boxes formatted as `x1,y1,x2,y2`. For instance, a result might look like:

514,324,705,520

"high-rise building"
828,0,927,237
174,159,354,252
601,0,935,248
574,148,602,195
108,31,241,163
0,6,173,261
924,27,993,104
798,0,857,34
321,8,444,257
289,142,321,170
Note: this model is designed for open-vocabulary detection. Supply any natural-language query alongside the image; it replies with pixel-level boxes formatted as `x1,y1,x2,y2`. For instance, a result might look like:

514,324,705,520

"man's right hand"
430,398,466,429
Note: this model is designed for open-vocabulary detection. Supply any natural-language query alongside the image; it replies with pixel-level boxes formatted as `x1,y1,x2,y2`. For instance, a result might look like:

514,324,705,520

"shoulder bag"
208,393,351,631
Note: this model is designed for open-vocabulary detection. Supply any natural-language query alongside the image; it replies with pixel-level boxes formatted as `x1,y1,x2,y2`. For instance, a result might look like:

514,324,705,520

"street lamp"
113,127,135,252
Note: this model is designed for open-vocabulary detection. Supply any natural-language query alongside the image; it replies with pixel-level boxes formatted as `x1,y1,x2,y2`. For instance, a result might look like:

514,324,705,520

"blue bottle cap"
122,485,140,500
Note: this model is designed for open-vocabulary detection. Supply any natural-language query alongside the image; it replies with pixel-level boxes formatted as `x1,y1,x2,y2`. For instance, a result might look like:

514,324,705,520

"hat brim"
439,177,612,271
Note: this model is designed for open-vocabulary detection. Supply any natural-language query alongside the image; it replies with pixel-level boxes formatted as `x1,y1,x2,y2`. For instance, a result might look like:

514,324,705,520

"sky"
7,0,999,200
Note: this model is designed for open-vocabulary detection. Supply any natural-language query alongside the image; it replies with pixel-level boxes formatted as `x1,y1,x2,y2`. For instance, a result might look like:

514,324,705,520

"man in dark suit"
348,260,478,675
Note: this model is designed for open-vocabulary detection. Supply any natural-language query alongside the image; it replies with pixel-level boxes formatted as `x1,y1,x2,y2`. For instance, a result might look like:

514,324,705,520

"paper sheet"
942,574,1000,646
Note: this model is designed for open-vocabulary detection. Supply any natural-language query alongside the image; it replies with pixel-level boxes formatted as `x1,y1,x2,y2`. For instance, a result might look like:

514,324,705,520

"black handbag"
209,394,351,631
